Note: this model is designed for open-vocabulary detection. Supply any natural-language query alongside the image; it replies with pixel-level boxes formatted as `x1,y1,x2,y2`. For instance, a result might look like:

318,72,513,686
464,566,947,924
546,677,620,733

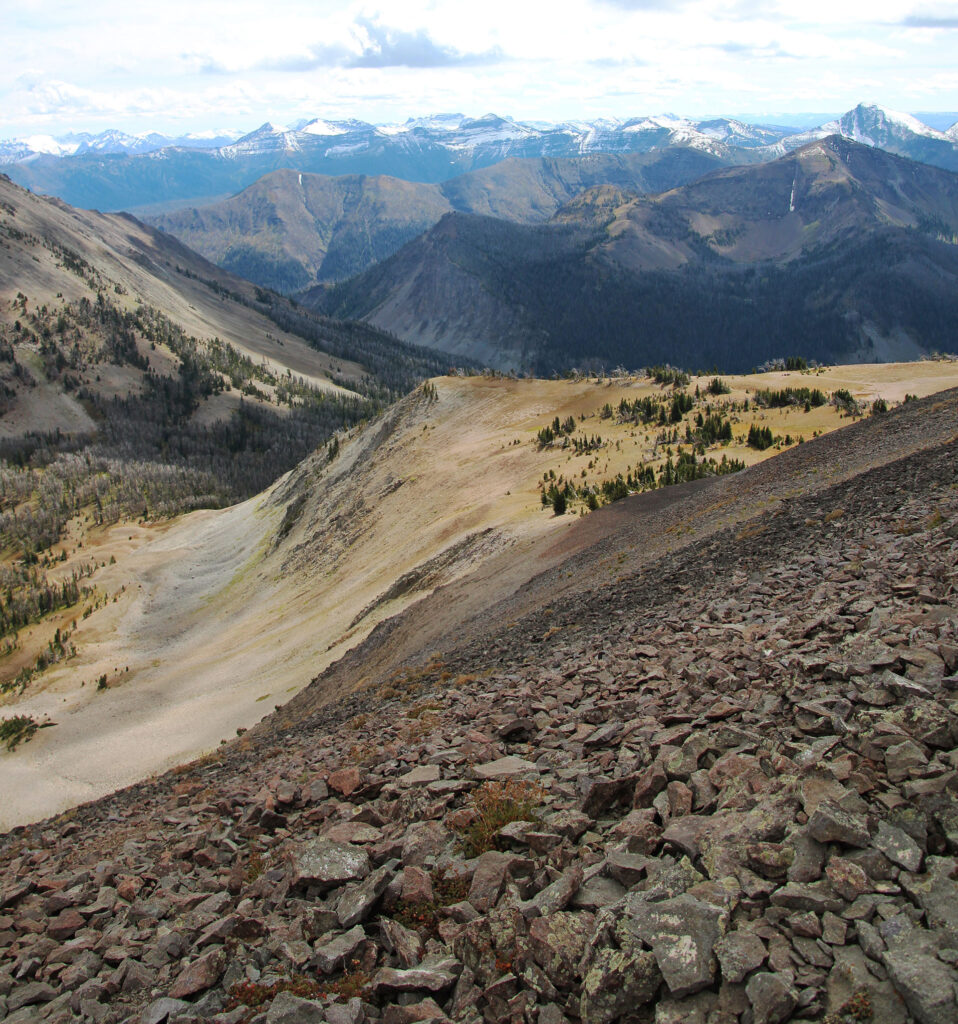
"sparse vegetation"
456,778,545,856
392,868,471,938
1,714,52,751
832,388,862,416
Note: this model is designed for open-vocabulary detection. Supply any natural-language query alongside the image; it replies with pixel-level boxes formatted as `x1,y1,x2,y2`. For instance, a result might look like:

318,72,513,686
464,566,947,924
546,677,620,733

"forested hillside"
0,174,466,695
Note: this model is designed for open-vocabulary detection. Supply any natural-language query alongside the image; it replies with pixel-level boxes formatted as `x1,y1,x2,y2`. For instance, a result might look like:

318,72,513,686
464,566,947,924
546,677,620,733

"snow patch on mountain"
2,103,955,174
299,119,351,137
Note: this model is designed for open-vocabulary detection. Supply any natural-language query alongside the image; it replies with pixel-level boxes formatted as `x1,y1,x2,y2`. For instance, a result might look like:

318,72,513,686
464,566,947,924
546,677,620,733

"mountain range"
0,128,243,163
147,149,725,291
5,82,958,1024
308,136,958,373
4,104,957,214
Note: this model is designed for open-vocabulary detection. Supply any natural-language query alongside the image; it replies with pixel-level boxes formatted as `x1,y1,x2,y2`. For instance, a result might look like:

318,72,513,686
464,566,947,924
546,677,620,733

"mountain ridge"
5,103,957,214
308,136,958,372
147,149,725,291
2,382,958,1023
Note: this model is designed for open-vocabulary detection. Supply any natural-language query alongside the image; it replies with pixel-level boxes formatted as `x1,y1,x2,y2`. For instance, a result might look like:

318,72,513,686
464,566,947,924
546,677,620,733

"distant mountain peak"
839,102,944,144
4,103,957,212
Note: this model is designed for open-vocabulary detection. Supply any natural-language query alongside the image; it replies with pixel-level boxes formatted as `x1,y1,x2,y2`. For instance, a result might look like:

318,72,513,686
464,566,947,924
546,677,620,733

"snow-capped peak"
300,118,350,137
838,103,946,144
770,102,958,158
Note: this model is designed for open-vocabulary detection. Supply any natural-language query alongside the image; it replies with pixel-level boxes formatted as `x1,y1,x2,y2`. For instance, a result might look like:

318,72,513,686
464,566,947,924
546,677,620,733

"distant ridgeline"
310,137,958,374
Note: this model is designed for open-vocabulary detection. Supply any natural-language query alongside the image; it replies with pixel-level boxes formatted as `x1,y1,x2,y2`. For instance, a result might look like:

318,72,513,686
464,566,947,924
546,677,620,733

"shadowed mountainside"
148,149,725,292
309,137,958,372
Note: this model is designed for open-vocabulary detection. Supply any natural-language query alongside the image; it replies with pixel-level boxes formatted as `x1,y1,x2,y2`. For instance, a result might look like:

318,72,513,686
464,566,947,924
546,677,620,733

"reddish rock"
48,908,85,941
825,857,871,900
327,767,363,797
401,865,434,905
169,948,226,998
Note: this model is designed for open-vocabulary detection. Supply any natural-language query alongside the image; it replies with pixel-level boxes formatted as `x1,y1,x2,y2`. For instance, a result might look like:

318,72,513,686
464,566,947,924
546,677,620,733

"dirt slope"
272,381,958,730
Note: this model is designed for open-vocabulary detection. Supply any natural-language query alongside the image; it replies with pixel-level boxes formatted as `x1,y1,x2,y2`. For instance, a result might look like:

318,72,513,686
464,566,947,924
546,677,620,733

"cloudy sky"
4,0,958,137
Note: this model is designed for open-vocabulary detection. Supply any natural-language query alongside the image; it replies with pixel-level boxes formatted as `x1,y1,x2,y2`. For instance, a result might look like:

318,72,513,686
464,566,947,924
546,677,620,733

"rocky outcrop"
2,421,958,1023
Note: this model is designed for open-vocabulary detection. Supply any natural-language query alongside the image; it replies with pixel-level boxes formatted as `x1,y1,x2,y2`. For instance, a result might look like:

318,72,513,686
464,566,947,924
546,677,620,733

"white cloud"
0,0,955,136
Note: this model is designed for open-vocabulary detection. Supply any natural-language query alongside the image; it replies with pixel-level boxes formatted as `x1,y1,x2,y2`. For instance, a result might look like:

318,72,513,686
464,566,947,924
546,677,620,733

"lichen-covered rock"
898,857,958,945
714,930,767,984
139,997,192,1024
472,757,538,780
289,839,371,889
265,990,327,1024
826,946,907,1024
825,856,871,900
806,800,870,848
745,971,797,1024
371,955,462,995
336,861,395,928
872,820,923,872
579,948,661,1024
528,911,593,989
883,948,958,1024
314,924,367,974
620,893,726,997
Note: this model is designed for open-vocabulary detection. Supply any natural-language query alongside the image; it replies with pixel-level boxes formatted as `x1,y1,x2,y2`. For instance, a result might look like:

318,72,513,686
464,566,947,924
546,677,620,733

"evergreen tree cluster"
694,412,734,445
0,562,92,639
747,424,776,450
752,386,827,410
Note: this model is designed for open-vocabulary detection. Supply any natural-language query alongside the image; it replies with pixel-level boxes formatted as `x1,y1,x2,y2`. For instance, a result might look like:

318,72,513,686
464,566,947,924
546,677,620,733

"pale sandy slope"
3,365,957,829
0,377,578,828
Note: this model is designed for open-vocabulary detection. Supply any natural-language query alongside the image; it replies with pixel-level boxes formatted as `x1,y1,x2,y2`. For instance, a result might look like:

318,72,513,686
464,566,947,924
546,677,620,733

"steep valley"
2,362,956,830
147,150,726,292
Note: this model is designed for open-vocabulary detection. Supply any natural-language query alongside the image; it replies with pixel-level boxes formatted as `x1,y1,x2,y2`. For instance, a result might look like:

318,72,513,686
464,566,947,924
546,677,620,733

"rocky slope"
1,390,957,1023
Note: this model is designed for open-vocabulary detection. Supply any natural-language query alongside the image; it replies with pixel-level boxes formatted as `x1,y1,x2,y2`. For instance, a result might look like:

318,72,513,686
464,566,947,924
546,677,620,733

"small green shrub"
392,869,471,938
